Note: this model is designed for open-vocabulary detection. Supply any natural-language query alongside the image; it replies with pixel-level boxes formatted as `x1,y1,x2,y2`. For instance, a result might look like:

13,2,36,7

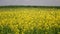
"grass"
0,6,60,34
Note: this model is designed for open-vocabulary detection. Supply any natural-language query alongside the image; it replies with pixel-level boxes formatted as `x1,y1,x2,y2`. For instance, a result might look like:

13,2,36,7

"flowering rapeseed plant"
0,7,60,34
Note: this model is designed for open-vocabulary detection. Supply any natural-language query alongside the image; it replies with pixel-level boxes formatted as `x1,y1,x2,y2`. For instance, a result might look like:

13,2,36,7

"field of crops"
0,7,60,34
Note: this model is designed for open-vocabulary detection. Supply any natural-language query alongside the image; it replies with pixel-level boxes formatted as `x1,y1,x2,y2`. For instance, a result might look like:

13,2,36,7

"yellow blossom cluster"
0,7,60,34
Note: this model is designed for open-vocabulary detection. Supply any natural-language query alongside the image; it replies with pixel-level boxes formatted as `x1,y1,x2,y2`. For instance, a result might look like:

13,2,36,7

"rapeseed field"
0,7,60,34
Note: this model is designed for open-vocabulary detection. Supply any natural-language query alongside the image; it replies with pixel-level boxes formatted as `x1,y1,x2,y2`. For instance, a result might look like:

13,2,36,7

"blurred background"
0,0,60,6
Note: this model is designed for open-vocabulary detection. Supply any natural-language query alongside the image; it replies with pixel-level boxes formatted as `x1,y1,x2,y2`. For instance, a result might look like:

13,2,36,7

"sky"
0,0,60,6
